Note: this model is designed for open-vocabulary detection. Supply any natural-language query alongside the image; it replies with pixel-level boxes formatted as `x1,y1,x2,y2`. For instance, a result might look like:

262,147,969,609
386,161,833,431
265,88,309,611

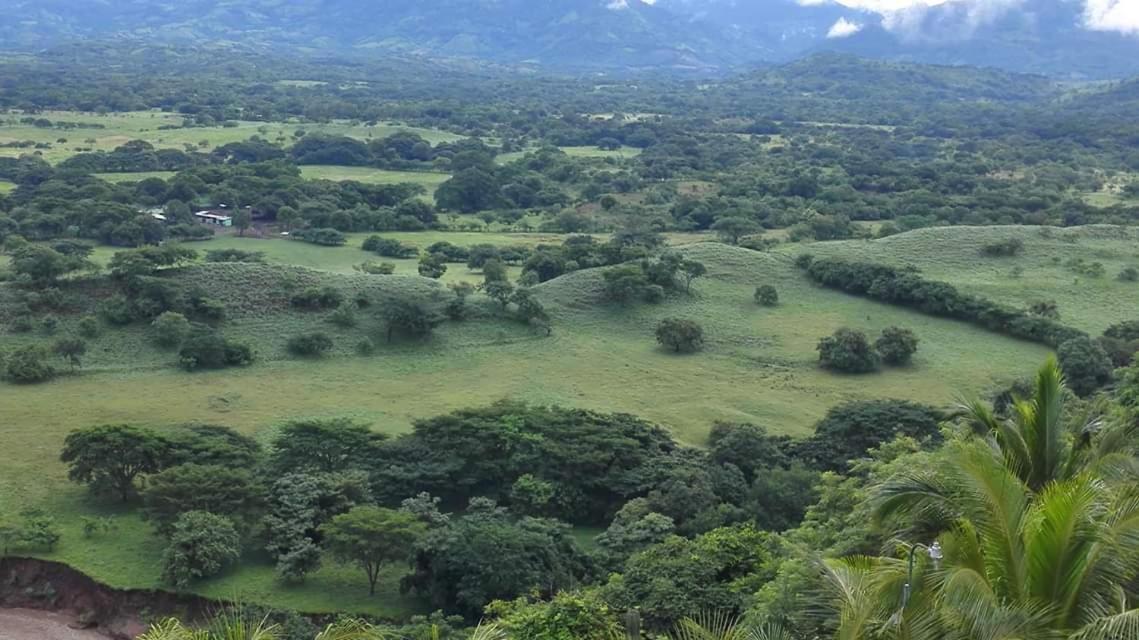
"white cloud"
827,17,865,37
1084,0,1139,34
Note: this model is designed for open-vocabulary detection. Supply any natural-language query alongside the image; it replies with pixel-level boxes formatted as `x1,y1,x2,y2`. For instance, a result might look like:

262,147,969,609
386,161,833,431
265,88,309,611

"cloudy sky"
794,0,1139,38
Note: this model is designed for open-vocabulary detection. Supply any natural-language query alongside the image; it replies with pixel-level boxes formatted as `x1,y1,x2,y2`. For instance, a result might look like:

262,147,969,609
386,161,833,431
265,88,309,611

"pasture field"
0,110,462,164
298,166,451,199
4,224,1132,615
93,171,178,183
0,179,14,193
496,145,641,164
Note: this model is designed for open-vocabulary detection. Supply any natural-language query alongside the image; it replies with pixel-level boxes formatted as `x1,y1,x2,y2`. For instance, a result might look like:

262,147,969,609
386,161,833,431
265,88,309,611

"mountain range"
0,0,1137,78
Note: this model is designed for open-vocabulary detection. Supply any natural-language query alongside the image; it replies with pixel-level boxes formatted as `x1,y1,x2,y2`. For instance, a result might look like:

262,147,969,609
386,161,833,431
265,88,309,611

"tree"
9,245,89,285
655,318,705,353
817,328,879,373
487,591,623,640
60,424,170,501
269,418,383,474
711,217,760,245
603,264,650,303
178,331,254,371
679,259,707,294
151,312,191,348
142,464,263,535
482,280,515,309
232,208,252,236
263,472,370,583
383,297,444,343
754,285,778,306
595,498,675,564
831,362,1139,640
277,205,299,231
418,254,447,279
321,506,426,595
52,337,87,371
161,511,240,588
482,258,509,283
875,326,919,366
1057,335,1113,397
796,399,944,472
707,422,792,483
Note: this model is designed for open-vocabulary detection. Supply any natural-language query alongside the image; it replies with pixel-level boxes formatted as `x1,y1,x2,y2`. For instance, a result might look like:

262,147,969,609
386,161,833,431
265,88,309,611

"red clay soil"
0,557,219,639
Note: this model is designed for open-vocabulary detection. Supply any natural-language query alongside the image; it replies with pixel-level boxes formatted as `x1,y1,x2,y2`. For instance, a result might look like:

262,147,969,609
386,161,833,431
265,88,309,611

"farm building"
194,211,233,227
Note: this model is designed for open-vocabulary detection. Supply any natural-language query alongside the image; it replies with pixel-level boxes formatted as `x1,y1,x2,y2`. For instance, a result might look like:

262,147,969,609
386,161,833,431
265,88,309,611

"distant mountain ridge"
0,0,1137,77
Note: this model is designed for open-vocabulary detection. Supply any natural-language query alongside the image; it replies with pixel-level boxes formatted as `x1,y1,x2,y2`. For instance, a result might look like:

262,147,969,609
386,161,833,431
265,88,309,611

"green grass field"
497,145,641,164
0,179,14,194
94,171,178,183
5,224,1132,616
0,110,462,164
298,166,451,198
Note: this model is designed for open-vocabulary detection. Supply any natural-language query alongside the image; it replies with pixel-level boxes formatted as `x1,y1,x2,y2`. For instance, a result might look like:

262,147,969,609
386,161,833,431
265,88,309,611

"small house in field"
194,210,233,227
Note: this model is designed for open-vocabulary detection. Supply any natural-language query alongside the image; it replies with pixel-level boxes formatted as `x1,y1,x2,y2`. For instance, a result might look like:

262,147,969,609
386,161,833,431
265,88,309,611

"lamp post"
901,541,943,608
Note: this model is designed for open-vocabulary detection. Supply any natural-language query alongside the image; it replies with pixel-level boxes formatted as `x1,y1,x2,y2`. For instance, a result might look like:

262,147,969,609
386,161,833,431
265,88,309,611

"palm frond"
467,622,507,640
137,619,206,640
1070,609,1139,640
314,619,389,640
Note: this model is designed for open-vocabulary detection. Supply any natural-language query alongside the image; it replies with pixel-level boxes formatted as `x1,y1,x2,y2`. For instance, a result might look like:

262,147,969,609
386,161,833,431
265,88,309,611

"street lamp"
901,541,943,608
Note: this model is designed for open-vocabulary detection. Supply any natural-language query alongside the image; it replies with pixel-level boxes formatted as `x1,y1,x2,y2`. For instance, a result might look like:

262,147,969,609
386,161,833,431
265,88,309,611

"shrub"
980,238,1024,257
655,318,705,353
178,331,254,371
356,338,376,356
205,249,265,263
817,328,879,373
77,316,100,338
754,285,778,306
152,311,191,348
99,294,135,326
290,286,343,310
293,227,346,246
53,337,87,370
363,235,418,258
161,511,240,588
1119,266,1139,282
2,345,56,383
794,253,814,270
327,306,357,328
354,260,395,275
875,327,919,366
418,254,447,279
39,314,59,335
287,332,334,357
1057,336,1114,397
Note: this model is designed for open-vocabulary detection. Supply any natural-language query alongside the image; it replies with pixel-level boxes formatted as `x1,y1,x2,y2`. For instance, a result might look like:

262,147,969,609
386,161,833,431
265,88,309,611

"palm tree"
821,358,1139,640
138,615,505,640
670,612,791,640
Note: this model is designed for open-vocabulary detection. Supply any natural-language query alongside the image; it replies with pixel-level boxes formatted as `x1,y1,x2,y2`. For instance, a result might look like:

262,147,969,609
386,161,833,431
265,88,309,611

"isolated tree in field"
875,326,919,366
61,424,170,502
754,285,778,306
711,217,760,245
52,337,87,371
679,258,707,294
151,311,191,348
417,254,447,279
231,208,252,237
817,328,879,373
1057,335,1113,397
320,506,426,595
482,257,508,283
9,245,90,285
161,511,240,588
655,318,705,353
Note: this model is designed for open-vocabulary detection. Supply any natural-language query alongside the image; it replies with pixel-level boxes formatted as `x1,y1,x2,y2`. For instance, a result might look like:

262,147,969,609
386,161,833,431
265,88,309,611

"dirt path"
0,608,106,640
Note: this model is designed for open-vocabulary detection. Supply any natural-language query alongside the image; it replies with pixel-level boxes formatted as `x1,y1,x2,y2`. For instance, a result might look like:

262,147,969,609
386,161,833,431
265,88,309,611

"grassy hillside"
9,224,1131,615
0,110,461,163
802,225,1139,334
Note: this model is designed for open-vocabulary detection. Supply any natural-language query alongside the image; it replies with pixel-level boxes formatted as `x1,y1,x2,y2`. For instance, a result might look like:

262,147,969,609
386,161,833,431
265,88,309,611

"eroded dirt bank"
0,608,106,640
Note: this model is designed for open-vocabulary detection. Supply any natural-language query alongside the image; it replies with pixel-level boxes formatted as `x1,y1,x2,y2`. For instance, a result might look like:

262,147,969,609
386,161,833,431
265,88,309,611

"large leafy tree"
824,358,1139,640
269,418,385,474
142,464,263,534
321,505,426,596
60,424,171,501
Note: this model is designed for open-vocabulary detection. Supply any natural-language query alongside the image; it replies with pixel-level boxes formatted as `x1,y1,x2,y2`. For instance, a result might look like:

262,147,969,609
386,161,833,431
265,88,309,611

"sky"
796,0,1139,38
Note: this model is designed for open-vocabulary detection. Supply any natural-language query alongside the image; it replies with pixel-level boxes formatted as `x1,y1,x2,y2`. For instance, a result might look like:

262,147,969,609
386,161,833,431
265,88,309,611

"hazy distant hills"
1,0,1137,78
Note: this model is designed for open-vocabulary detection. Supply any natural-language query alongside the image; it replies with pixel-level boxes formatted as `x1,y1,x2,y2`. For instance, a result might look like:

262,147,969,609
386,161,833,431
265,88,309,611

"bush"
1057,336,1114,397
363,235,418,258
655,318,705,353
980,238,1024,257
754,285,778,306
293,227,347,246
77,316,100,338
875,326,919,366
354,260,395,275
418,254,447,279
291,286,343,310
1119,266,1139,282
152,311,191,348
99,294,135,326
205,248,265,263
161,511,240,588
327,306,357,328
817,328,879,373
2,345,56,383
287,332,334,357
356,338,376,356
178,331,254,371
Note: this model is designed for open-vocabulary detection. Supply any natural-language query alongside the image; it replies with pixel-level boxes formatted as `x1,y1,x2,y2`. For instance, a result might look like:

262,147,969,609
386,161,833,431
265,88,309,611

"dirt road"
0,608,107,640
